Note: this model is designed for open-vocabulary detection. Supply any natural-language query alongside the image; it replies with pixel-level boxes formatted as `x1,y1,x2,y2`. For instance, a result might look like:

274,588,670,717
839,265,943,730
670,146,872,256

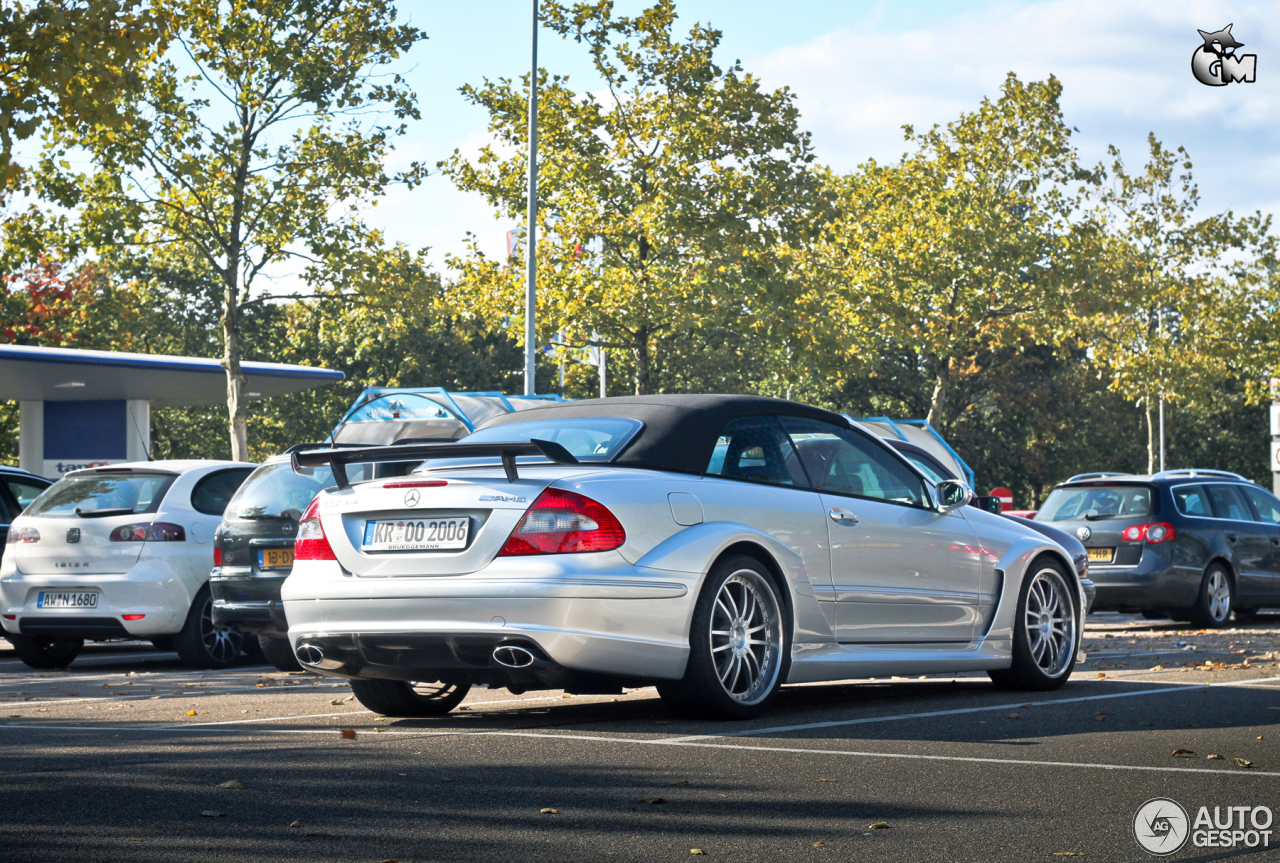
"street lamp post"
523,0,539,395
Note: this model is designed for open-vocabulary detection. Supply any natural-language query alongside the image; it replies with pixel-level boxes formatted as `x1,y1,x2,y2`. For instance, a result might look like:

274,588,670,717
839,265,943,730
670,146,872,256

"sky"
362,0,1280,276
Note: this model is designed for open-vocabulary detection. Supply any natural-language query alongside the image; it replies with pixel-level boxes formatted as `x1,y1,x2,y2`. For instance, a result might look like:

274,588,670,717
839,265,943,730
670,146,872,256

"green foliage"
0,0,165,197
442,0,827,395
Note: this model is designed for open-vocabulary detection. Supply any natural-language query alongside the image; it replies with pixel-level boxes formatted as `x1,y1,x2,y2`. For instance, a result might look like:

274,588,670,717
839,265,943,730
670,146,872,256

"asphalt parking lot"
3,615,1280,863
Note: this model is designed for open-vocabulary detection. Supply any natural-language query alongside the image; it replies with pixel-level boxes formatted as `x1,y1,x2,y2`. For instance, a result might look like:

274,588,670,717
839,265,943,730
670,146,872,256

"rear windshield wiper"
1083,512,1120,520
235,512,292,521
75,507,136,518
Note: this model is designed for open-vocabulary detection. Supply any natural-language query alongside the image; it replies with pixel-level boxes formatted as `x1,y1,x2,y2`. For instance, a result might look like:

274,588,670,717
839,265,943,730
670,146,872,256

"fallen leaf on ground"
868,822,893,829
561,694,572,698
456,706,470,711
1094,714,1107,721
540,808,559,815
690,850,705,856
186,710,198,716
1188,724,1200,728
669,779,689,786
644,798,666,805
67,691,78,696
377,859,398,863
374,727,386,733
1053,852,1084,857
102,684,110,689
289,821,301,827
1170,749,1196,758
329,699,346,705
1233,758,1255,769
304,831,328,837
217,780,245,790
200,811,225,818
811,841,825,847
340,729,356,739
1021,703,1033,708
1207,754,1224,760
1097,672,1106,679
1258,736,1265,740
815,778,837,782
1007,713,1019,720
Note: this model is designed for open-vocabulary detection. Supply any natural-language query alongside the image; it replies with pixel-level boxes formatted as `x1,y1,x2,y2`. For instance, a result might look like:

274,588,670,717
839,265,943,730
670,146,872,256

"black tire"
1140,609,1168,621
989,557,1079,691
149,636,175,652
1188,564,1234,628
258,635,302,672
657,554,790,720
173,585,246,669
348,678,471,717
8,634,83,669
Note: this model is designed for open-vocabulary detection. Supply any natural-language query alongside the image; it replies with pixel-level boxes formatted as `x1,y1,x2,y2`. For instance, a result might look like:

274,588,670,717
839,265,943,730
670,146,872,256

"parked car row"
4,393,1267,721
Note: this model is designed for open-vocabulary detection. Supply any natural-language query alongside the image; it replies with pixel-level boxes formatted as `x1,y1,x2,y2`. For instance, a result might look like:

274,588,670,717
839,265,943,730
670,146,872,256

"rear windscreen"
452,418,643,462
25,474,176,518
226,461,366,520
1038,484,1154,522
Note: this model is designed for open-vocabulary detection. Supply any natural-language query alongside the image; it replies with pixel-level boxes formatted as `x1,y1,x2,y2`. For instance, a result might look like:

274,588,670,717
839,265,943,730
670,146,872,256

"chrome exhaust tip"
493,645,536,669
296,644,325,666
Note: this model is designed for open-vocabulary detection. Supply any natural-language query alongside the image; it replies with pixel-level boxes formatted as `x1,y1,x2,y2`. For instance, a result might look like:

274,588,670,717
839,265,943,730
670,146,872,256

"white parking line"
0,665,276,685
485,730,1280,778
664,676,1280,743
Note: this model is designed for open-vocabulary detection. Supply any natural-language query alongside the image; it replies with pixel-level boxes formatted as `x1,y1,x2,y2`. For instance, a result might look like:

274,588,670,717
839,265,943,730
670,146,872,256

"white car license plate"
362,517,470,551
37,591,98,609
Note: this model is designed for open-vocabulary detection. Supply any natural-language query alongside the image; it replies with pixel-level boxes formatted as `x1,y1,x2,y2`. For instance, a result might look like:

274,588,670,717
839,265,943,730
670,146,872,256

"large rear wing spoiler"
290,439,580,490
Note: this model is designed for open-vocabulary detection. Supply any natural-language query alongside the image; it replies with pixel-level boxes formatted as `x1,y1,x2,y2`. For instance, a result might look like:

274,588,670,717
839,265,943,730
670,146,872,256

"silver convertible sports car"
282,395,1085,720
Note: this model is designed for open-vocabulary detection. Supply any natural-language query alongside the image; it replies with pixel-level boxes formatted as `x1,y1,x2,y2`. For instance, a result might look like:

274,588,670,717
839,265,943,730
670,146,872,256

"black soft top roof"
474,394,854,475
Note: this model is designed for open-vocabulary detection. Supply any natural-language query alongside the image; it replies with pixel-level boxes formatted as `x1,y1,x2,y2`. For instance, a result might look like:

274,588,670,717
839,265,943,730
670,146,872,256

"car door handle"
1226,534,1238,542
828,508,860,525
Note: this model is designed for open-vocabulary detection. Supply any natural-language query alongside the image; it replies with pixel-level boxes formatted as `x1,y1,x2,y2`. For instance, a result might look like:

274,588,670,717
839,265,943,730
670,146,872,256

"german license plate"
1087,547,1115,563
37,591,98,608
363,517,470,551
258,548,294,568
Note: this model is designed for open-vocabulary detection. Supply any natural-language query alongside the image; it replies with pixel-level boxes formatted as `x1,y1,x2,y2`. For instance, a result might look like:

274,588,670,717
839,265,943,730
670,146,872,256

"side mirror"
936,479,973,513
972,495,1003,514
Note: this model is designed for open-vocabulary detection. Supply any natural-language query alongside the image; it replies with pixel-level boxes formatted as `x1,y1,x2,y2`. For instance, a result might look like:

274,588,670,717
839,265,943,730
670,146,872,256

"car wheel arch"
712,541,794,624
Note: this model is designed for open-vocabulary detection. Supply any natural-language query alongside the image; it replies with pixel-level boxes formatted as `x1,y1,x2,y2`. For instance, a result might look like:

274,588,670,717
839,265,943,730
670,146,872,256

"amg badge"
480,494,526,503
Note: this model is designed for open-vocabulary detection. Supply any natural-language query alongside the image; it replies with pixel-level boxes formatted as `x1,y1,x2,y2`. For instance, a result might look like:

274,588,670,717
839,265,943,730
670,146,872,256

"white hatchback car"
1,460,256,669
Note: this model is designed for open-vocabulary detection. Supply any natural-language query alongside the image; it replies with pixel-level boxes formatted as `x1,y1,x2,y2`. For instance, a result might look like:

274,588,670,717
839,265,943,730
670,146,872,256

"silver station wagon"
282,395,1086,719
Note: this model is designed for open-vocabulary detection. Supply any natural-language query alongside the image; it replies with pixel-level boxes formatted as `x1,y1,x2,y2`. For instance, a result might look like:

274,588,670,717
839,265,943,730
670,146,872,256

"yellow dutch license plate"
259,548,294,568
1087,547,1114,563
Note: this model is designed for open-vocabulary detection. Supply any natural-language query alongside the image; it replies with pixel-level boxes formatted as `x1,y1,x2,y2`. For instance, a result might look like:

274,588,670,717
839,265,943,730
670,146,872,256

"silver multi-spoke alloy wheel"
709,570,782,705
1023,567,1075,679
199,596,244,665
1206,569,1231,623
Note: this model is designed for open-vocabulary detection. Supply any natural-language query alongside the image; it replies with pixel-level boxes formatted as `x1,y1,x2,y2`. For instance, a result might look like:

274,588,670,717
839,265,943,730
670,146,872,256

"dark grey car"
1035,470,1280,627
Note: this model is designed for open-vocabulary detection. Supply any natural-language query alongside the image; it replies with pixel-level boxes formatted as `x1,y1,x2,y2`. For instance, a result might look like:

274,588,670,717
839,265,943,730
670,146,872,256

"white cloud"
748,0,1280,217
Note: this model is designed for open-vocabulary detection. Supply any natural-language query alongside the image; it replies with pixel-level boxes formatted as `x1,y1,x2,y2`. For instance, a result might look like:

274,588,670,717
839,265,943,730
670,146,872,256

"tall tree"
1089,135,1276,472
442,0,826,395
808,74,1107,432
20,0,427,459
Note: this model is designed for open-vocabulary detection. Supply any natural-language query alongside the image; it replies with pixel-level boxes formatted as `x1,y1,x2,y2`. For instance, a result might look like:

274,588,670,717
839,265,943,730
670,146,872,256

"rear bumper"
0,559,193,638
281,556,695,682
1088,554,1200,611
210,574,288,636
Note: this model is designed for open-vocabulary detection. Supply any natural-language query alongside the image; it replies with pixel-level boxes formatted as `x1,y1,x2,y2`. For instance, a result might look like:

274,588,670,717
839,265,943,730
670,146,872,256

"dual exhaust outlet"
295,641,542,670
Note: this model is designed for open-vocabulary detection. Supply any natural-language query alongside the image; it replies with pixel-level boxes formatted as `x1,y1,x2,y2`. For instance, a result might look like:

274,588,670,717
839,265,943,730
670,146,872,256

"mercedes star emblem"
1076,526,1091,541
404,489,421,507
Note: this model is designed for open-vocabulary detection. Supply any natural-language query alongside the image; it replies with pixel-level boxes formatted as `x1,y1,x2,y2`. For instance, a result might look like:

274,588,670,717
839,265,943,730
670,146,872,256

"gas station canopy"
2,345,343,477
0,344,343,406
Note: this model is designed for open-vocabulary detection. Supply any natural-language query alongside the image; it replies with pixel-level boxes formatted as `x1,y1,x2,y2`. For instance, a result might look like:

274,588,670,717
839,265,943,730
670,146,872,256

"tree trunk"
632,325,652,395
221,275,248,462
925,357,950,430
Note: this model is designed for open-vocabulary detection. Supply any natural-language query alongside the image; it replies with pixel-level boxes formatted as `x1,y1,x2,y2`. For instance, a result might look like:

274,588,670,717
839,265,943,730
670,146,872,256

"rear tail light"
499,488,625,556
213,547,223,566
6,526,39,543
121,614,145,621
109,523,185,542
1121,523,1176,544
294,497,336,560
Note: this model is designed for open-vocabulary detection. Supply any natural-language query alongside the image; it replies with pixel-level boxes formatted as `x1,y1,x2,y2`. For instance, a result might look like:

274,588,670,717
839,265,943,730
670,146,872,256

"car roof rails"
1151,468,1251,482
1065,472,1131,482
